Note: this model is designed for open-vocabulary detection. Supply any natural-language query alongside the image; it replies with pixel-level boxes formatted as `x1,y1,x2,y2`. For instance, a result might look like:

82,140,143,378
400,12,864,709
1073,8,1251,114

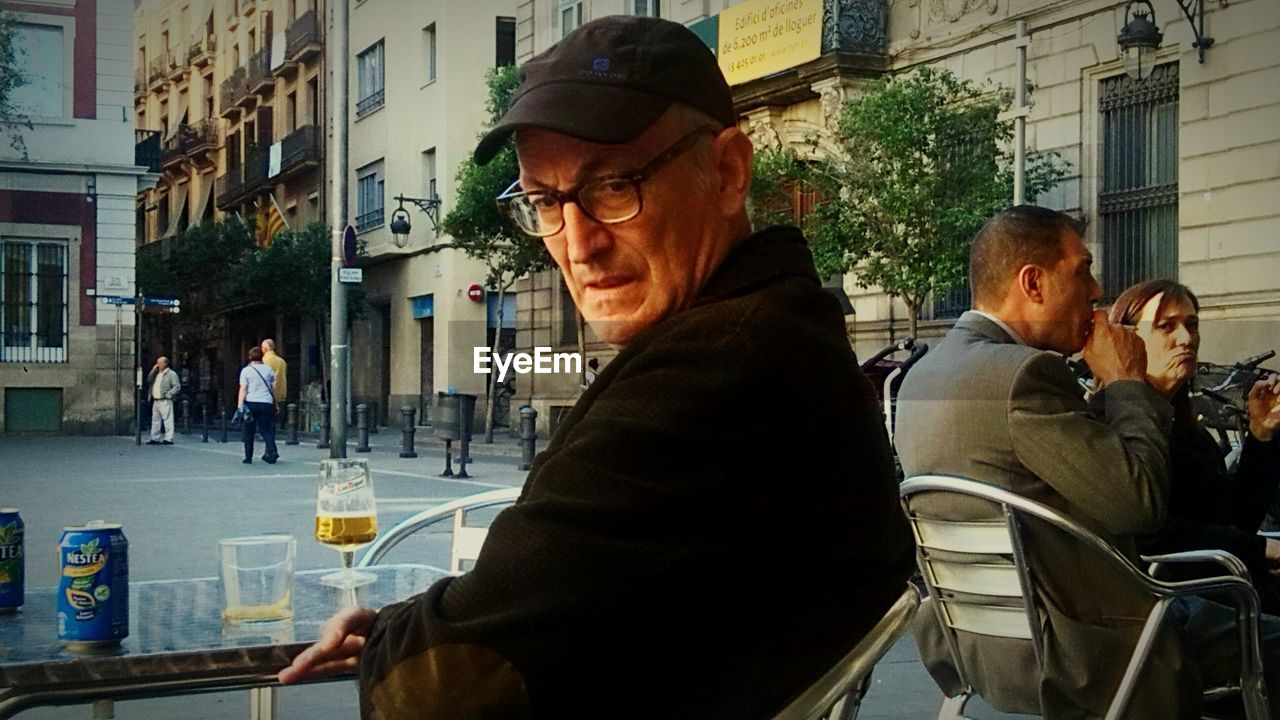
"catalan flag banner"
257,194,289,247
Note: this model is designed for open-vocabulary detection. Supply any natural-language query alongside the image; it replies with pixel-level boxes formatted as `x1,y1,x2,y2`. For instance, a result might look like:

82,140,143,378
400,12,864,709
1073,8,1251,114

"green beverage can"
0,508,22,612
57,522,129,649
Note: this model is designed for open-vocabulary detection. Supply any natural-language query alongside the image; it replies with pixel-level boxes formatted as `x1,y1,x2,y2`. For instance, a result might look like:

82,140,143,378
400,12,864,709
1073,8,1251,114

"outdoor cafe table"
0,563,446,719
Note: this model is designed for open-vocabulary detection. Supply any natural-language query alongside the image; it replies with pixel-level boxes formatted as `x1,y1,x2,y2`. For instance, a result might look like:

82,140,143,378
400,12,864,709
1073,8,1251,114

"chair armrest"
1142,549,1250,581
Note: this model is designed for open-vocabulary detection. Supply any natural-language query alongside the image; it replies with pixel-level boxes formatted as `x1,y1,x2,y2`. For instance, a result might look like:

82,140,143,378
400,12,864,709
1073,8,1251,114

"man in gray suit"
896,205,1280,719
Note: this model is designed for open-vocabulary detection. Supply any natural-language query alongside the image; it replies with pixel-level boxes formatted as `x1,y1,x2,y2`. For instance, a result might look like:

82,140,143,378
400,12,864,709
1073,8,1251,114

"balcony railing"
134,67,147,97
219,67,247,117
135,130,161,173
216,167,244,209
286,10,322,62
355,207,384,232
190,33,216,67
148,53,171,89
247,44,274,94
277,125,320,179
180,119,219,161
356,89,384,118
244,142,271,194
161,126,185,167
167,46,189,80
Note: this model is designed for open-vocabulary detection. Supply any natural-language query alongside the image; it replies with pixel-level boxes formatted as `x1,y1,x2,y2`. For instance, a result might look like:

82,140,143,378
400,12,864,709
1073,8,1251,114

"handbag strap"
249,364,273,398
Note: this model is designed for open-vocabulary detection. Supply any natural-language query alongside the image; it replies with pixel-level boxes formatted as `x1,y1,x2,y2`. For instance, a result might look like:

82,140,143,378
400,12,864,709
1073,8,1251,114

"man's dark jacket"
358,226,915,719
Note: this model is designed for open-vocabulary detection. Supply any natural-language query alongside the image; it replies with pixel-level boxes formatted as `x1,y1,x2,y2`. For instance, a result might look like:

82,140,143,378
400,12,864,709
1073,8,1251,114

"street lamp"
1117,0,1162,81
1118,0,1216,81
390,194,441,248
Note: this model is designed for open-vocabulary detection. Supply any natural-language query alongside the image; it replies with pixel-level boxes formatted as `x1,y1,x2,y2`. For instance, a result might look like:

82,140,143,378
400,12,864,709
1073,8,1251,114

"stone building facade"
506,0,1278,434
0,0,153,433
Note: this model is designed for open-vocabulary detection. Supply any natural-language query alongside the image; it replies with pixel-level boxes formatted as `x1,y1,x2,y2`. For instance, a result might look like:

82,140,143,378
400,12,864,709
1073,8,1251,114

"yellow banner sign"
718,0,823,86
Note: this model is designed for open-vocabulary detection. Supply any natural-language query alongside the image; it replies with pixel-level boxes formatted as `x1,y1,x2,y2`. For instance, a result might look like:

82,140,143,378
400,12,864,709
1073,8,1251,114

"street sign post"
338,268,363,283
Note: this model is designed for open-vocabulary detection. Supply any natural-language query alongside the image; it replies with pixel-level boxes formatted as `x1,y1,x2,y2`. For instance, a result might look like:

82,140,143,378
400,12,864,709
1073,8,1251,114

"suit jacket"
146,367,181,401
357,226,916,719
895,312,1180,720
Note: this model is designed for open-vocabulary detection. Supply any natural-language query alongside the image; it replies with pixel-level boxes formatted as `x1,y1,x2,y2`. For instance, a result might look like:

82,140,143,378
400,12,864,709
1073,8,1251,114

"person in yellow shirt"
260,338,288,409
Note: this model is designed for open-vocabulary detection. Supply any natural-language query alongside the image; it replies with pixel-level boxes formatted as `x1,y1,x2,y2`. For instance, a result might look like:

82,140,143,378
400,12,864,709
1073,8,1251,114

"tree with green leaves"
0,11,32,156
751,67,1068,337
442,64,553,443
136,218,257,368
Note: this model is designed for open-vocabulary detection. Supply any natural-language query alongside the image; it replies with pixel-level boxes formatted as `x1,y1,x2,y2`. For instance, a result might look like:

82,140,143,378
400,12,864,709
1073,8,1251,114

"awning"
162,183,189,238
164,93,191,143
191,172,213,225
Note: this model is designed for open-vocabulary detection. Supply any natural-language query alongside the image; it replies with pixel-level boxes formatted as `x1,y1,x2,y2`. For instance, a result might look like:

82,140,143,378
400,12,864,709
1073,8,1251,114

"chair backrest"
450,503,499,574
358,487,522,570
772,584,920,720
899,478,1045,693
899,474,1270,720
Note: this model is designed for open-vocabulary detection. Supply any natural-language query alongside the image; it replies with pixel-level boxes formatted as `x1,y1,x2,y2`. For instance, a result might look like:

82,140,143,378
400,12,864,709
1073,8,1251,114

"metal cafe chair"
773,584,920,720
900,474,1269,720
358,487,522,573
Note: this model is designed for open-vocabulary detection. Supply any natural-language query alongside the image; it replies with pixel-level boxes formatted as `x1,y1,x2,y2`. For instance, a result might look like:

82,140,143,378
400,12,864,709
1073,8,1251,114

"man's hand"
1247,374,1280,443
277,605,378,684
1082,310,1147,388
1263,537,1280,576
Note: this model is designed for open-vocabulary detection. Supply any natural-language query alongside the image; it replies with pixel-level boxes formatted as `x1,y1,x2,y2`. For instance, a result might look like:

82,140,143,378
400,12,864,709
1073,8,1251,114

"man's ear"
1016,264,1045,304
712,127,753,218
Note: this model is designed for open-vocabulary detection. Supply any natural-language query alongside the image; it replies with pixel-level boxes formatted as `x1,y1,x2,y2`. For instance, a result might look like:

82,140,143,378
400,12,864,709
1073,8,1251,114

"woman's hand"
277,605,378,684
1247,374,1280,442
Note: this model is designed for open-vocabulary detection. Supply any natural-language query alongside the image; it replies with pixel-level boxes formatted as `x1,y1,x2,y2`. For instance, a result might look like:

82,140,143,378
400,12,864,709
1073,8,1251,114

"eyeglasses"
496,127,718,238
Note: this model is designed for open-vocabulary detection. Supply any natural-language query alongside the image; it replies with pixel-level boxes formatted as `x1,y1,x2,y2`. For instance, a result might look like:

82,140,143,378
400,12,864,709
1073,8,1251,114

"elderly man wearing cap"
280,15,913,718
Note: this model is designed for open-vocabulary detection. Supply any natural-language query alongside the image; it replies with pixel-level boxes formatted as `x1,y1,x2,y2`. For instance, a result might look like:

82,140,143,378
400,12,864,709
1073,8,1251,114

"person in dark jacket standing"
279,15,914,719
1110,279,1280,611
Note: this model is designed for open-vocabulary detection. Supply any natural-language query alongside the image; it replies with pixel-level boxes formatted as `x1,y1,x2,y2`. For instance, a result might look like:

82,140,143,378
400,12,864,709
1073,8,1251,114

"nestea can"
0,509,22,612
57,523,128,648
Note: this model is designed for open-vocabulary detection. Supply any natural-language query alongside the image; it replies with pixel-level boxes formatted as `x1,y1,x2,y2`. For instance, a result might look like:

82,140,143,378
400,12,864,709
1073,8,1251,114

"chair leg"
936,693,971,720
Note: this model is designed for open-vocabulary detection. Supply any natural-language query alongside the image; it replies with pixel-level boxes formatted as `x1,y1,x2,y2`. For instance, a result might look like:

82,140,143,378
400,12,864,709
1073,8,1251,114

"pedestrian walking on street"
145,356,181,445
261,338,288,412
237,347,278,465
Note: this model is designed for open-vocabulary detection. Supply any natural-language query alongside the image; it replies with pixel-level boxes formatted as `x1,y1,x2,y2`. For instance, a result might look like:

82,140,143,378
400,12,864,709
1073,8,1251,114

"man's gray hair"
262,339,276,351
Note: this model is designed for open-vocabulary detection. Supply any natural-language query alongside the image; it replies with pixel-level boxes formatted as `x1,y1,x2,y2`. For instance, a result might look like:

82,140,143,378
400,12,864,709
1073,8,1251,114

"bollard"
181,398,191,435
285,403,300,445
456,403,472,479
518,406,538,471
317,402,330,449
441,439,454,477
368,400,379,434
399,406,417,458
355,404,371,453
201,403,210,443
219,406,229,444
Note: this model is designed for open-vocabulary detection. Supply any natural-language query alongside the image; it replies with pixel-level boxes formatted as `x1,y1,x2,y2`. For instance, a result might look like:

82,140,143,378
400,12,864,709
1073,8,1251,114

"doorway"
419,317,434,423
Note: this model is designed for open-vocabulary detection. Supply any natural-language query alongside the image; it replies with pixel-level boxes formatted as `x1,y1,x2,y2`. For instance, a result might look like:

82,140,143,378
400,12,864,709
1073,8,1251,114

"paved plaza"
0,432,1026,719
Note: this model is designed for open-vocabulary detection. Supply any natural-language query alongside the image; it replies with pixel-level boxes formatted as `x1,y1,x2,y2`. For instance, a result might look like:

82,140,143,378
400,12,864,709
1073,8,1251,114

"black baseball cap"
473,15,736,165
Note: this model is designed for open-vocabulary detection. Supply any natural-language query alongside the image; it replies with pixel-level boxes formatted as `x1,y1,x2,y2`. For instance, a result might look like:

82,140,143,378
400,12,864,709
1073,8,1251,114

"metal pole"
1014,19,1028,205
134,294,143,446
328,0,350,459
114,304,122,434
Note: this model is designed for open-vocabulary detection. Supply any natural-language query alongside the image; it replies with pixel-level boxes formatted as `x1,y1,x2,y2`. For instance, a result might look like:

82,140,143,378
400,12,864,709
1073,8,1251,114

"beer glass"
315,459,378,589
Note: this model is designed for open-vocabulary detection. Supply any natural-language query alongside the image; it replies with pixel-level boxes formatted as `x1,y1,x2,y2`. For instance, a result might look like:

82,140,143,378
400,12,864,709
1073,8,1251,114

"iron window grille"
1,239,69,363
